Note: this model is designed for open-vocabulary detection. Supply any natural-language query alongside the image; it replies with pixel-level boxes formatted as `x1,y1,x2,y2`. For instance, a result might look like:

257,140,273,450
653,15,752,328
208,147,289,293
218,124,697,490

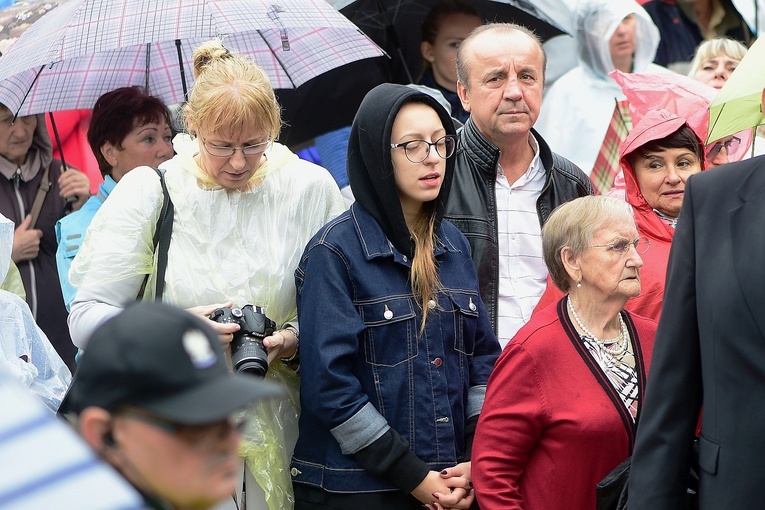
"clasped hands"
413,462,474,510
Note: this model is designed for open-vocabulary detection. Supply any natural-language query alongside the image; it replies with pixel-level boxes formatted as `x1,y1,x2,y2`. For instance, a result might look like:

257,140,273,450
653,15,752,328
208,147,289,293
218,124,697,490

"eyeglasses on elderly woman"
590,236,650,255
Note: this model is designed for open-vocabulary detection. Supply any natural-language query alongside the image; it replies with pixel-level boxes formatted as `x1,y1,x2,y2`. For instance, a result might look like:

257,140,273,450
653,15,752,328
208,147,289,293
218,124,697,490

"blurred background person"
56,86,173,311
0,103,89,370
292,84,500,510
67,39,346,510
473,195,656,510
535,0,666,194
687,36,748,89
687,36,764,160
639,0,755,72
418,0,482,124
0,211,70,413
59,302,283,510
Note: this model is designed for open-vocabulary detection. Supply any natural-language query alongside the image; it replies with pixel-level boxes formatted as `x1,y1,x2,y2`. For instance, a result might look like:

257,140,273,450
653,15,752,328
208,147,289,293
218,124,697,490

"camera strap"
137,167,174,301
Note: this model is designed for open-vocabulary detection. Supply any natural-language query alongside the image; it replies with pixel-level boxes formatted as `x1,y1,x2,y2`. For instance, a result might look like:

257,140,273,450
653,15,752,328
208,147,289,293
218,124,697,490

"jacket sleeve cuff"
353,428,430,493
330,402,389,454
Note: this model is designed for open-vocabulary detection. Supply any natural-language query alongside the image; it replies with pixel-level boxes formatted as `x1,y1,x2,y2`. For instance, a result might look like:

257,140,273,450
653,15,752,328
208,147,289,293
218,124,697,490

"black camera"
210,305,276,377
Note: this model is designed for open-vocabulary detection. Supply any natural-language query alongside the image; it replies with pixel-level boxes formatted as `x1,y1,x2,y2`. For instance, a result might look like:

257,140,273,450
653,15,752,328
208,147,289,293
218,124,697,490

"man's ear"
457,80,470,112
78,407,114,452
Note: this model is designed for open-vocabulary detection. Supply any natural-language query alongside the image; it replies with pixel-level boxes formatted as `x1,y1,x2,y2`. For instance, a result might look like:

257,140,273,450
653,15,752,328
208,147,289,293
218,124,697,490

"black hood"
347,83,457,259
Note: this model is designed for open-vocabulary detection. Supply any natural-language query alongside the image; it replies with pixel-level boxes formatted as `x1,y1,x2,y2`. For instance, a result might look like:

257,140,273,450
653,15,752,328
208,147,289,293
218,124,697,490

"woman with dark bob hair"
55,86,173,310
473,195,657,510
535,109,705,321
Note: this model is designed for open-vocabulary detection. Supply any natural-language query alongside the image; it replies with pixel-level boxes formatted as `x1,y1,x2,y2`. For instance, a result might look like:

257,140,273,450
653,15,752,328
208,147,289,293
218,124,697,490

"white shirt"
495,134,548,348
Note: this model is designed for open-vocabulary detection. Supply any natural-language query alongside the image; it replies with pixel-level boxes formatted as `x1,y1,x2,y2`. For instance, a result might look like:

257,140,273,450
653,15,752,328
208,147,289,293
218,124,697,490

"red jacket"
473,297,656,510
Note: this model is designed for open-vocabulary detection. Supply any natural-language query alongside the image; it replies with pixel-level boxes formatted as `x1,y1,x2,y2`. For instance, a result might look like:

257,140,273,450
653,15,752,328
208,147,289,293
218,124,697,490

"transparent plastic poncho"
70,134,346,509
0,213,71,412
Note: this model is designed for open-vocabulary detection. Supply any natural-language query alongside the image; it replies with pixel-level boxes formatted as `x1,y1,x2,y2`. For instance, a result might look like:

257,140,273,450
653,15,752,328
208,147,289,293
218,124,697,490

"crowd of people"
2,0,764,508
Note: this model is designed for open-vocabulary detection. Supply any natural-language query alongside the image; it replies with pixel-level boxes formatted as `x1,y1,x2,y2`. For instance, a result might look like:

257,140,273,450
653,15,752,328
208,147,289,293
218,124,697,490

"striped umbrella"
0,0,384,118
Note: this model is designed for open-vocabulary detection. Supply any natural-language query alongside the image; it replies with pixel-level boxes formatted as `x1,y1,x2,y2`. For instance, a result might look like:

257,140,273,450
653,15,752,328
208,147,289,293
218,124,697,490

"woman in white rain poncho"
535,0,667,181
0,212,71,412
67,40,346,510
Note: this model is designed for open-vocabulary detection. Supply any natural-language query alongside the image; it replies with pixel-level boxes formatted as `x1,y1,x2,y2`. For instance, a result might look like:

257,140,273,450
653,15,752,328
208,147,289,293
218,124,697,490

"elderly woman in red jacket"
472,195,657,510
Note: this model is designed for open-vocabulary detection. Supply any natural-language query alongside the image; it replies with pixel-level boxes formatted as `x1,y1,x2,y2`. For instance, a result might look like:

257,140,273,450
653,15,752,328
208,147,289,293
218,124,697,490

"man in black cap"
59,301,283,510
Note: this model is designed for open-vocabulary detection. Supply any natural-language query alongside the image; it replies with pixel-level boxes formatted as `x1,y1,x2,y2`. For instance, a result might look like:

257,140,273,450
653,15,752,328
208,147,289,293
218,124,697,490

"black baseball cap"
59,302,283,424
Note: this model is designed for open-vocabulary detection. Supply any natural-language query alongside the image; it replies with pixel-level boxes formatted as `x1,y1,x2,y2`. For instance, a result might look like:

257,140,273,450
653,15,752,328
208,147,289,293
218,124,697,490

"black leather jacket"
444,118,593,333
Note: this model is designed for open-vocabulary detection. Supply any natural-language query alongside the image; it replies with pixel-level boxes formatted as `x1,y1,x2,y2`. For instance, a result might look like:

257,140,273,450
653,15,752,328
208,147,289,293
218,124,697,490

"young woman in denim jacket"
292,83,501,510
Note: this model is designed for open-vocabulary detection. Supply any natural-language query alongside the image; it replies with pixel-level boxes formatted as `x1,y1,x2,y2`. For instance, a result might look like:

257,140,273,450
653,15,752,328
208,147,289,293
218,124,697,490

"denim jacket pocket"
359,296,418,367
449,291,479,356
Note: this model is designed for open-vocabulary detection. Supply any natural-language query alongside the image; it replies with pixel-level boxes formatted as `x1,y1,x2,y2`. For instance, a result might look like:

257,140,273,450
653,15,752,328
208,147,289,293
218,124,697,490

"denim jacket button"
291,467,301,476
383,305,393,320
428,299,436,309
432,357,442,367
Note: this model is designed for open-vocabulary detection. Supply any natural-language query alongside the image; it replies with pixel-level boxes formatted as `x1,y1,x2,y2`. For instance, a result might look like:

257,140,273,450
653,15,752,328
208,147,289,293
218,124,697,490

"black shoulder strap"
138,167,174,301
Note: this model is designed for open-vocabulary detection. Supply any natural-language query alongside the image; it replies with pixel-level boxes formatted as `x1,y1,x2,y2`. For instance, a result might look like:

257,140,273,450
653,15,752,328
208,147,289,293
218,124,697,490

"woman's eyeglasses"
390,135,457,163
201,137,269,158
706,136,741,159
590,237,650,255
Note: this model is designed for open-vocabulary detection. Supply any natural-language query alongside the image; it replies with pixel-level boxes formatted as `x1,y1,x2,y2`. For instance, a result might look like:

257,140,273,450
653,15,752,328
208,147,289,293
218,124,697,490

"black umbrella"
276,56,390,148
331,0,568,85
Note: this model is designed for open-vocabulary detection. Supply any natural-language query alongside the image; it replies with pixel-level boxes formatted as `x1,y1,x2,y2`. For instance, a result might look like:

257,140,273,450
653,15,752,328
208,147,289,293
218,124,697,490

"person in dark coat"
628,88,765,509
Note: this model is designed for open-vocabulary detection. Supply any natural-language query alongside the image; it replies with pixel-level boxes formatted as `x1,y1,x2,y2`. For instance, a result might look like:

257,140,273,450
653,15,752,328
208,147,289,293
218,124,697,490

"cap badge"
182,329,217,368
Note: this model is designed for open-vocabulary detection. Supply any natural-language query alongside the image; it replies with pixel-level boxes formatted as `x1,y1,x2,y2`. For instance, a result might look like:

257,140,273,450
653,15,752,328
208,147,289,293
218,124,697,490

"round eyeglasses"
201,137,270,158
390,135,457,163
590,237,650,255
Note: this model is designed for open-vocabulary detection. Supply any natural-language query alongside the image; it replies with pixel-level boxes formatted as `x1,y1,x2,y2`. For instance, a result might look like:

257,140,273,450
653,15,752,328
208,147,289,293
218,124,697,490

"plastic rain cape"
70,133,347,509
0,213,71,412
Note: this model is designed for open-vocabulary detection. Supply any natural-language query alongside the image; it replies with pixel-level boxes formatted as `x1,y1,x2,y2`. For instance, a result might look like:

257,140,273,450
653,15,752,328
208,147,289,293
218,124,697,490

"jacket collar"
350,202,460,264
459,117,555,178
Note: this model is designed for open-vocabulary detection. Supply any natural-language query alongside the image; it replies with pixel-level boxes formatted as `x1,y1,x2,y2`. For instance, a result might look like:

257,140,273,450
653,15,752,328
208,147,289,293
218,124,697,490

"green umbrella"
707,36,765,145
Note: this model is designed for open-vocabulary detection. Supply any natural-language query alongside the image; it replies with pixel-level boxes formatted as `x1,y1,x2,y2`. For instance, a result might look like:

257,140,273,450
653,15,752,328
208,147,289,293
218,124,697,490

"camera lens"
230,335,269,378
236,358,268,377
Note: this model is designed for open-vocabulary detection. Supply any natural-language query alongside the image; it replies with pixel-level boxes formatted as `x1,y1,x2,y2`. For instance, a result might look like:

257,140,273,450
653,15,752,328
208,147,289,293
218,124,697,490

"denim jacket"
292,203,500,493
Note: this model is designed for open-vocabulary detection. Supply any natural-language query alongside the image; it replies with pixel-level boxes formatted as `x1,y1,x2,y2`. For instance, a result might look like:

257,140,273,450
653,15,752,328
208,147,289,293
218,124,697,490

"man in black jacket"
445,23,593,348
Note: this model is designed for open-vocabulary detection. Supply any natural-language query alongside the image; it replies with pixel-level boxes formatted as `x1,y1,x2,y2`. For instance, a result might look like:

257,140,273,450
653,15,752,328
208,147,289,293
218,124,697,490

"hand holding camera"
210,305,276,377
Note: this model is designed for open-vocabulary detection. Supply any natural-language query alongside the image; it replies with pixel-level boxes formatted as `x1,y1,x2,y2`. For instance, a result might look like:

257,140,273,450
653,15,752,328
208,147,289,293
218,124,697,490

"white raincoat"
0,213,71,412
535,0,667,177
68,133,346,510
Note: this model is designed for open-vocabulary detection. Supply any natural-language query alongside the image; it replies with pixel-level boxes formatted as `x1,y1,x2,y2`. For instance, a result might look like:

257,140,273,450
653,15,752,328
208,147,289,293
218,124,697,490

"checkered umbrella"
0,0,385,117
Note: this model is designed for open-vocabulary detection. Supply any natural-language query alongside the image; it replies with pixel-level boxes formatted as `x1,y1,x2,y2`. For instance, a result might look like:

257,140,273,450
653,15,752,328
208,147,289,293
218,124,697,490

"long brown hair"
409,200,442,333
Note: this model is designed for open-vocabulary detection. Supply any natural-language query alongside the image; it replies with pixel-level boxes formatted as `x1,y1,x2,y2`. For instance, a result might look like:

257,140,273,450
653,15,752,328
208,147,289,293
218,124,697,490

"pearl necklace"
567,298,628,360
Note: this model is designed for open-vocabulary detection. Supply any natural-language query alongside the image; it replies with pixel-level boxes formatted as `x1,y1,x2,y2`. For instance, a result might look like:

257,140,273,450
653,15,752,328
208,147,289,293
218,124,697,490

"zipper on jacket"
12,166,37,319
